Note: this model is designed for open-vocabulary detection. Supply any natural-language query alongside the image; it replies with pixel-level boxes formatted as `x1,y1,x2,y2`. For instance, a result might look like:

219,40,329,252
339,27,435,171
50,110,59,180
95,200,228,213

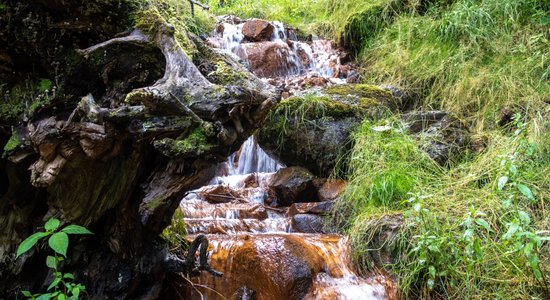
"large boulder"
291,214,326,233
258,84,395,176
268,166,318,207
242,19,274,42
402,110,469,165
237,41,301,78
186,234,326,299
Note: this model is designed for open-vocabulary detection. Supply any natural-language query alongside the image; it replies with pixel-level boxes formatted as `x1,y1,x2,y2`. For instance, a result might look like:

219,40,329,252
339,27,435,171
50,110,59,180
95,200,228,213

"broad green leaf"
524,242,534,257
429,266,436,278
63,273,75,280
61,225,92,235
46,256,57,269
47,277,61,291
518,211,531,225
72,286,81,298
36,293,52,300
497,176,508,190
22,290,32,297
48,232,69,257
44,219,61,232
57,294,67,300
474,239,482,260
503,223,520,240
475,219,491,231
517,184,534,201
428,245,440,253
16,232,48,258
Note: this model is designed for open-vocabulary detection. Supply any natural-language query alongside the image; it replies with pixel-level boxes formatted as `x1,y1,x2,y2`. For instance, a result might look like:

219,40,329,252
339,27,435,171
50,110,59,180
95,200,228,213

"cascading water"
179,137,394,299
215,18,345,80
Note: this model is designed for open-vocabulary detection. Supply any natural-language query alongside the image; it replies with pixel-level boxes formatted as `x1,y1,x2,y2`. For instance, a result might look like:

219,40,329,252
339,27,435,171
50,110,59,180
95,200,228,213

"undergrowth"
334,114,549,299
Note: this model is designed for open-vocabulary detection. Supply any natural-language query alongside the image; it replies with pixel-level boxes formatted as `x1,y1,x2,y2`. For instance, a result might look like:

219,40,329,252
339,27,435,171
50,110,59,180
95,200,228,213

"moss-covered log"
0,1,277,298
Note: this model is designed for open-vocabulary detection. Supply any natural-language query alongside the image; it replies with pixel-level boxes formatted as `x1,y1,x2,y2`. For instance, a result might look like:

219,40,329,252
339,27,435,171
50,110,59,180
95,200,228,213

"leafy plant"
16,218,93,300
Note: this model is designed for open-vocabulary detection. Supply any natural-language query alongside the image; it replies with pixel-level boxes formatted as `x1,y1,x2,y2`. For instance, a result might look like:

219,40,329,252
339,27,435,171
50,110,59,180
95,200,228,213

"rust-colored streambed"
177,137,395,299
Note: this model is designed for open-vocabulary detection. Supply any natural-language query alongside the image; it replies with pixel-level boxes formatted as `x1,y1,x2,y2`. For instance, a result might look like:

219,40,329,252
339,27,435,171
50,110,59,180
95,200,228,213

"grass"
334,115,549,299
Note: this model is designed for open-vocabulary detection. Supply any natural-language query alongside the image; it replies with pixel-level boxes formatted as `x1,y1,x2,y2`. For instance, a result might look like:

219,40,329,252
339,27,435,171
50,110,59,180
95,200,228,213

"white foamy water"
218,20,340,79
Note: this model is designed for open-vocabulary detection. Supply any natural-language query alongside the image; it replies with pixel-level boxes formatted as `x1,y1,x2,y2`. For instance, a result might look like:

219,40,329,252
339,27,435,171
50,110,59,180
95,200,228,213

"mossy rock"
257,85,395,176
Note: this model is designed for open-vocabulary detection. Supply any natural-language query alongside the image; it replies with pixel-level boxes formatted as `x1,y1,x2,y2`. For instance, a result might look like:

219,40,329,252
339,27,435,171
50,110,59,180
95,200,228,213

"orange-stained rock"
288,201,335,216
317,179,346,201
199,185,240,203
237,42,299,78
301,76,328,88
242,19,274,42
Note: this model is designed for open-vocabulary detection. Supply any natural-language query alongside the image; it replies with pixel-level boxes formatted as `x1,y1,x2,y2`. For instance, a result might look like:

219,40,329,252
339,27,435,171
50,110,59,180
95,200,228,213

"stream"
177,17,394,299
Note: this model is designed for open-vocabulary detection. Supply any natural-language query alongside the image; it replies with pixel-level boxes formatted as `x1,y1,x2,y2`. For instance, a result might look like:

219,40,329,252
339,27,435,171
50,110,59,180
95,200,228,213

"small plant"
16,218,93,300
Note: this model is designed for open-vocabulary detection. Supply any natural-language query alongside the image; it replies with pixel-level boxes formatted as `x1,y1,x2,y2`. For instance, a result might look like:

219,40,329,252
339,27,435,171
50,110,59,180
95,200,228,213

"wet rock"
402,110,469,165
291,214,327,233
268,167,318,207
316,179,346,201
242,19,275,42
258,85,393,176
379,85,416,110
199,185,241,203
288,201,334,216
187,234,325,300
238,41,299,78
301,76,328,88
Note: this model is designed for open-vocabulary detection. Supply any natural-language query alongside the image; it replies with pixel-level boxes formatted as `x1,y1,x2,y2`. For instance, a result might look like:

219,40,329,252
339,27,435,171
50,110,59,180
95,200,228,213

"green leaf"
48,232,69,257
44,219,61,232
46,256,57,269
72,286,81,298
47,277,61,291
63,273,75,280
474,239,483,260
429,266,436,278
475,218,491,231
524,242,534,257
57,294,67,300
497,176,508,190
428,244,440,253
36,293,52,300
518,211,531,225
22,290,33,297
517,184,534,201
16,232,48,258
61,225,92,235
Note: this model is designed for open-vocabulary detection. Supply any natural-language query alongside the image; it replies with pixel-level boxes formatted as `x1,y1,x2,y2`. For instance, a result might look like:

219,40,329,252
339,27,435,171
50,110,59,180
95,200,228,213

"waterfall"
219,20,341,79
227,136,283,175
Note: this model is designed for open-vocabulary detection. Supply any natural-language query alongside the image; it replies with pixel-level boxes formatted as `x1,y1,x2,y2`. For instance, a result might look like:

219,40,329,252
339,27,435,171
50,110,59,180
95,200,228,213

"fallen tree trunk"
0,1,278,298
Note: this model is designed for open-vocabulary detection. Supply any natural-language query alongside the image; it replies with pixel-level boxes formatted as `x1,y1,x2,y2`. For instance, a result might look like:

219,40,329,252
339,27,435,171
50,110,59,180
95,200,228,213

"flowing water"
179,137,394,299
213,18,348,88
176,18,393,300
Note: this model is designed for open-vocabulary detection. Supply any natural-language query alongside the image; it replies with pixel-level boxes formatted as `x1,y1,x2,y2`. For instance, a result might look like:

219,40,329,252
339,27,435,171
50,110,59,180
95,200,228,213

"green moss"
153,126,215,157
211,61,246,85
143,197,166,210
124,89,150,104
325,84,393,106
0,79,55,123
134,0,215,59
2,134,20,158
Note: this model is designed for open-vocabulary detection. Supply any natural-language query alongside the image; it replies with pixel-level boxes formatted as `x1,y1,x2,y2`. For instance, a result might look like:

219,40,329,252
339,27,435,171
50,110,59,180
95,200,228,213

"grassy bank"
210,0,549,298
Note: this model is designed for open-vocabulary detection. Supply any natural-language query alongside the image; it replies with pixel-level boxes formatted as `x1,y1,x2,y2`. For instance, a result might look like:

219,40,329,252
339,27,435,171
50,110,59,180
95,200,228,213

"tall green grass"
334,115,549,299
